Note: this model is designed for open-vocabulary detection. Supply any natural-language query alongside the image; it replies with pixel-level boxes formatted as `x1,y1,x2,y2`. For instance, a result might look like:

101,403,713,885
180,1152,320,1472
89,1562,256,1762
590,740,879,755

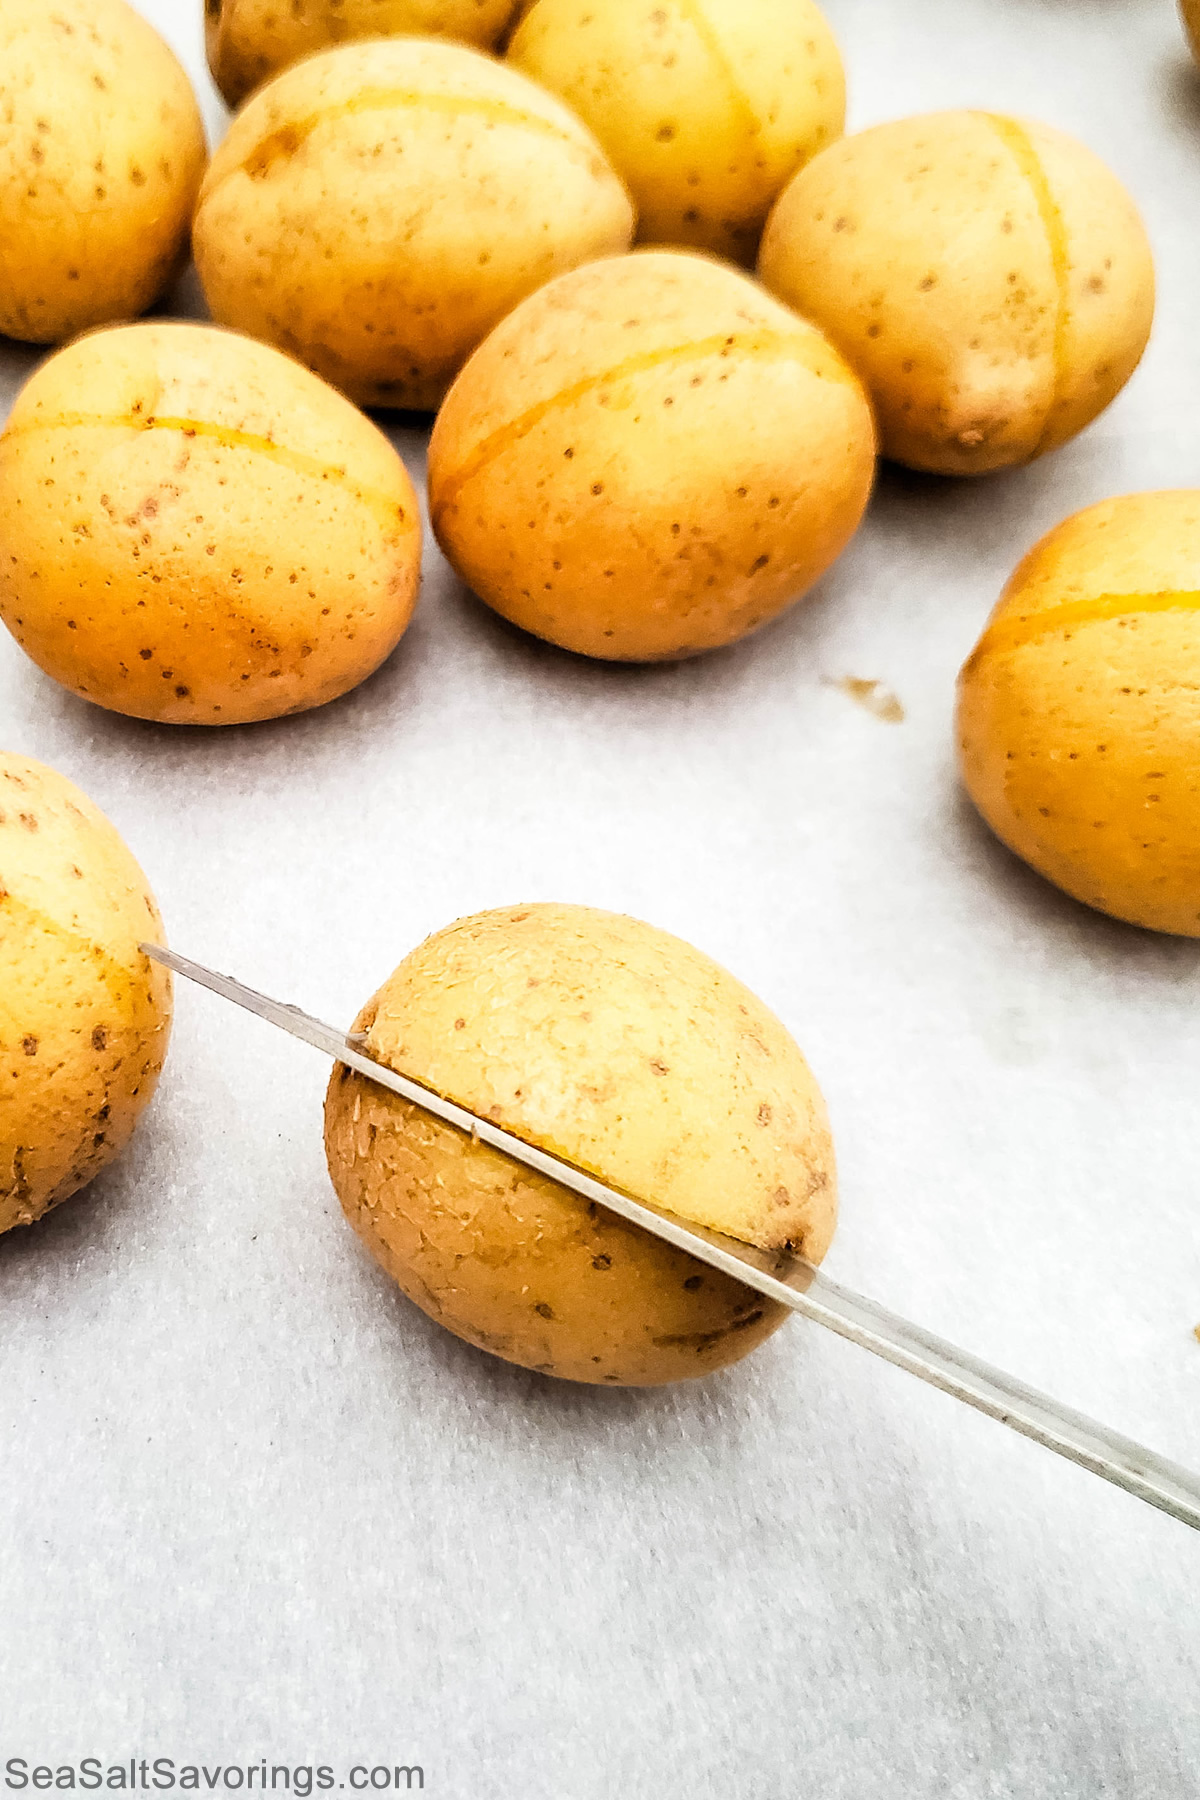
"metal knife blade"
142,940,1200,1534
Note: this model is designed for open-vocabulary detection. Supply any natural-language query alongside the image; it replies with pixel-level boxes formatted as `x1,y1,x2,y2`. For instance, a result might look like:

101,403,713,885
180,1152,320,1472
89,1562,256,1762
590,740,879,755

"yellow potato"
958,491,1200,936
324,904,837,1385
509,0,844,265
759,111,1154,476
207,0,525,107
428,249,875,660
193,38,635,411
0,0,206,346
0,754,171,1234
1183,0,1200,64
0,322,421,727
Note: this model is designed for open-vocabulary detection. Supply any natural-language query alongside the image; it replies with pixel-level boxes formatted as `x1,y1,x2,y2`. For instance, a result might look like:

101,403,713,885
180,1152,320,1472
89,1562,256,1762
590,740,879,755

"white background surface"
3,0,1200,1791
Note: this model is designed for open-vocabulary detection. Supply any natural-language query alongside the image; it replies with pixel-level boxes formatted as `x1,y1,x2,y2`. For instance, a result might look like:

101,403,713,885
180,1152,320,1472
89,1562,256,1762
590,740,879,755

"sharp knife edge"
142,941,1200,1534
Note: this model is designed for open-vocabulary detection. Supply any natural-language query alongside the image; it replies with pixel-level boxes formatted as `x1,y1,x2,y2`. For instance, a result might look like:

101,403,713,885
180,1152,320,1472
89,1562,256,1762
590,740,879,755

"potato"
508,0,844,265
428,249,875,660
1183,0,1200,65
207,0,525,107
0,0,206,346
324,904,836,1385
759,111,1154,476
0,754,171,1234
193,38,635,411
958,491,1200,936
0,322,420,727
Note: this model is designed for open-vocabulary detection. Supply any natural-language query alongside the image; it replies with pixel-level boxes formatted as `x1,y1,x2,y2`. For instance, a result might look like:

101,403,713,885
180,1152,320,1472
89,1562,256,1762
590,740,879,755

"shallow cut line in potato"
964,590,1200,667
214,88,614,194
3,410,412,534
979,113,1072,456
429,324,861,522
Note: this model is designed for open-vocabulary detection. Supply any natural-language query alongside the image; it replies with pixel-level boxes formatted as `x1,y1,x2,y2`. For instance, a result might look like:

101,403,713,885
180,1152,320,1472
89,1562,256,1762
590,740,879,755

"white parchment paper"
3,1,1200,1791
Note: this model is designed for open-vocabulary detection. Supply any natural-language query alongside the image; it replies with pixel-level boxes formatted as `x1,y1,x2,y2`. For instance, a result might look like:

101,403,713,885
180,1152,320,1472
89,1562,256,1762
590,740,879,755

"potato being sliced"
325,903,836,1385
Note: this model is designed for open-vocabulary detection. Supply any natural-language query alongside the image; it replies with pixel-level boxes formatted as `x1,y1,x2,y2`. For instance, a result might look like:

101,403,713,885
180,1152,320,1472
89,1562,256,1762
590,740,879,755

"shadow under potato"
1158,48,1200,135
0,1147,148,1278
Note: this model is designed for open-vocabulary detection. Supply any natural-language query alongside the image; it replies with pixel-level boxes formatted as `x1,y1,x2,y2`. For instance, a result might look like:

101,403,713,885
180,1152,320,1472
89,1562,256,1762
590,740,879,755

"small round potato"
759,111,1154,476
0,322,421,727
508,0,844,265
428,249,875,660
0,754,171,1234
0,0,206,345
193,38,635,411
324,904,837,1385
207,0,525,107
958,491,1200,936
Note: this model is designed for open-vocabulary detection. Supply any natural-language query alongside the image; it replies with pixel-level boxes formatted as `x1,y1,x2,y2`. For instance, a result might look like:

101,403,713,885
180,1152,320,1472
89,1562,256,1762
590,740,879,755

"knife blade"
142,940,1200,1534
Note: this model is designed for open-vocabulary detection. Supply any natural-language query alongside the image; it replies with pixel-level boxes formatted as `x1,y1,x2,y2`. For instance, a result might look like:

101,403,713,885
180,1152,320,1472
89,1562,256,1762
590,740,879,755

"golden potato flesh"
509,0,844,265
0,0,206,345
193,38,635,411
324,904,837,1385
428,249,875,660
759,111,1154,476
0,322,421,726
958,492,1200,937
0,754,171,1234
207,0,525,107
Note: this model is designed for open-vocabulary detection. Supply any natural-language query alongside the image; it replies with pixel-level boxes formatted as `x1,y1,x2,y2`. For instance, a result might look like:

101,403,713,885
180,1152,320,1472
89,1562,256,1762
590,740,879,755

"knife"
142,941,1200,1534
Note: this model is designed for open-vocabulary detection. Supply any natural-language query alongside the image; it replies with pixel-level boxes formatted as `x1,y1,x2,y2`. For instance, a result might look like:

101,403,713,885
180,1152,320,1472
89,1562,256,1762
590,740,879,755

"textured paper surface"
3,1,1200,1790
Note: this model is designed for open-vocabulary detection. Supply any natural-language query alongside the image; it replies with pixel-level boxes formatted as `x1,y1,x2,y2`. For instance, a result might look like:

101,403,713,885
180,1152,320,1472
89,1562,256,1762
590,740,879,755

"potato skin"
0,755,171,1234
509,0,844,266
957,492,1200,936
208,0,524,107
0,322,420,727
1183,0,1200,64
759,111,1154,476
324,903,837,1385
428,249,875,661
0,0,206,346
193,38,635,411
